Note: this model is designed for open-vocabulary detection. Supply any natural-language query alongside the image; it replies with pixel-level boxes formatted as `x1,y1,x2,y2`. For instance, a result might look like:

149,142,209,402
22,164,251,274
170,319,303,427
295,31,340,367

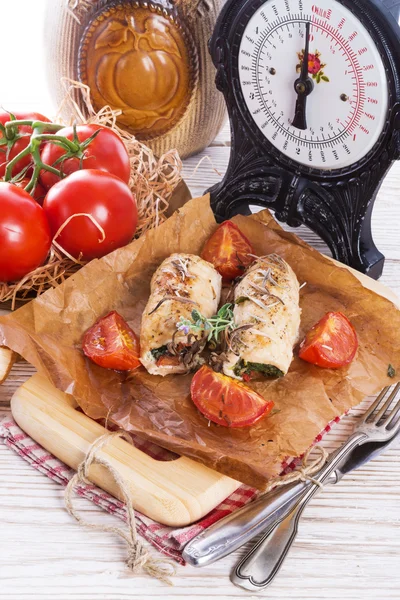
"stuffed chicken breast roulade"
140,254,222,376
222,254,300,380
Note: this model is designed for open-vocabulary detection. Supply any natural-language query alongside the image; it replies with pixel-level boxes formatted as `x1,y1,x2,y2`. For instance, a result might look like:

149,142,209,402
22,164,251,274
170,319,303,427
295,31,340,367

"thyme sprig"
177,303,235,344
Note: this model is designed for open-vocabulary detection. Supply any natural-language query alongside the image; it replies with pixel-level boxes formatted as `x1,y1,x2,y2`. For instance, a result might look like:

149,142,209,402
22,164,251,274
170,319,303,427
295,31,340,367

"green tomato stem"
3,120,97,192
34,134,80,153
4,119,32,128
3,120,66,182
24,166,41,194
5,125,17,141
4,120,63,134
4,145,32,181
4,133,62,187
24,143,62,193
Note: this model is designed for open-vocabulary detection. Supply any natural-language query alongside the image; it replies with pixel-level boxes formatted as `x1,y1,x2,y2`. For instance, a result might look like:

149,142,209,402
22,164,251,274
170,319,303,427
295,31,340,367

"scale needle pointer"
292,22,314,130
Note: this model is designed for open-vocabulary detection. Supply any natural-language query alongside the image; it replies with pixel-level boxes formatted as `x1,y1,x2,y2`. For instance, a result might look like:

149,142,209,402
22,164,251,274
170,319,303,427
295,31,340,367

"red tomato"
190,366,274,428
10,177,46,205
299,312,358,369
201,221,255,282
40,124,131,190
43,169,138,260
0,182,51,282
0,111,50,178
156,355,181,367
242,372,258,383
82,311,141,371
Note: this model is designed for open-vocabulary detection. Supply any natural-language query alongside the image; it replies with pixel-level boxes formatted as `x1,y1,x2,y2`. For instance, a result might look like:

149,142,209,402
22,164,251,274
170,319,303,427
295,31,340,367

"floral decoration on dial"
296,49,329,83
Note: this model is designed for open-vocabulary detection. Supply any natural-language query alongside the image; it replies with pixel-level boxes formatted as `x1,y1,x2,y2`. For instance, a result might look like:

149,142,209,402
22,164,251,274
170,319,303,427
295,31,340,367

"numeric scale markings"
246,15,363,149
238,0,387,170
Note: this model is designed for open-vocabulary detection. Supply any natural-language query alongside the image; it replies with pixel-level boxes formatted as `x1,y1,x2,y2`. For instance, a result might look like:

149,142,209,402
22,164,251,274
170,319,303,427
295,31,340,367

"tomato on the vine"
0,182,51,282
82,311,141,371
9,177,46,205
43,169,138,261
0,111,51,178
190,366,274,428
39,124,131,190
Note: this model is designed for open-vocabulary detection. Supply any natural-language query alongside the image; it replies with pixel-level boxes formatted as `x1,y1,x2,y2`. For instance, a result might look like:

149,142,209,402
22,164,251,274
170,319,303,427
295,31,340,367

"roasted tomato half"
201,221,255,282
190,365,274,428
82,311,141,371
299,311,358,369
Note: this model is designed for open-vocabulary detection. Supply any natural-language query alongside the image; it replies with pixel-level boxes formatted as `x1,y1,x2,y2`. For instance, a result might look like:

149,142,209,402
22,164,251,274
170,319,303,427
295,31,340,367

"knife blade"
231,430,400,591
333,434,398,481
183,433,398,567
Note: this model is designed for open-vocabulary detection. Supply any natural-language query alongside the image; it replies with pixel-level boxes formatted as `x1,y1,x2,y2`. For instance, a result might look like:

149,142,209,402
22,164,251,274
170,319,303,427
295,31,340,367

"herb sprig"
177,303,235,344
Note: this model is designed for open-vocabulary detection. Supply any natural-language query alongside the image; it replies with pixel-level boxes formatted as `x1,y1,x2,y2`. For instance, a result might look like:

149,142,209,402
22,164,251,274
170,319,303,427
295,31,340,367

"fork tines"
362,383,400,431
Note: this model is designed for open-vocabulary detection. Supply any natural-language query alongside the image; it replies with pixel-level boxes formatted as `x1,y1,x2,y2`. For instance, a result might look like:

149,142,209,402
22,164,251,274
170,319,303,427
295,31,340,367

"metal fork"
184,384,400,568
232,384,400,591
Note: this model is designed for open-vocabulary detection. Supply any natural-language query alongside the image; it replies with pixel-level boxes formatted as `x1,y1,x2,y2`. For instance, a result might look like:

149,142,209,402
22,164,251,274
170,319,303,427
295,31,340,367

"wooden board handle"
0,347,16,384
11,374,241,527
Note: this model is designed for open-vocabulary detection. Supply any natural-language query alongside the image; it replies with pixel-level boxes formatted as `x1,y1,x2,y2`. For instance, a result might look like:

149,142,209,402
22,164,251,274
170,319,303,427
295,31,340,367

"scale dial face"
238,0,389,170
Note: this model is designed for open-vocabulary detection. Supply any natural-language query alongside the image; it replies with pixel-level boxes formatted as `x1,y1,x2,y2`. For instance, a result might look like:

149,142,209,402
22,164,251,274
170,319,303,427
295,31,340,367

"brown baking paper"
1,195,400,489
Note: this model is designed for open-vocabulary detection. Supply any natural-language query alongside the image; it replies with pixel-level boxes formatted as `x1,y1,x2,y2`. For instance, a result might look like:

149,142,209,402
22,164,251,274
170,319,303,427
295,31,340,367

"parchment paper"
1,195,399,489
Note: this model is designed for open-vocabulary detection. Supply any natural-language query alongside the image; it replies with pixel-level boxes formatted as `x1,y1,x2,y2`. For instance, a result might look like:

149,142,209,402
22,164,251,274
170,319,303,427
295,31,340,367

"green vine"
2,119,101,195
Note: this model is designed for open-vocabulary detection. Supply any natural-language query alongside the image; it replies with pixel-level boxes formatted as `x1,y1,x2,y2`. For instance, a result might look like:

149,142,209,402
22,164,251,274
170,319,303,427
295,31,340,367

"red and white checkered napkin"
0,415,340,565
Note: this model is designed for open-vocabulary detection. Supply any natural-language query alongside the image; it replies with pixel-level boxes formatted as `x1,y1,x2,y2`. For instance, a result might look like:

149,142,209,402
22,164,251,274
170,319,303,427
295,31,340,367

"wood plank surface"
1,2,400,598
1,155,400,600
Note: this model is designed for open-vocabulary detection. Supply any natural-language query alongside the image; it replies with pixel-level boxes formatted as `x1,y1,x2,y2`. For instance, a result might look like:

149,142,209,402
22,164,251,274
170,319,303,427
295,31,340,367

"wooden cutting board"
6,262,400,527
10,373,241,527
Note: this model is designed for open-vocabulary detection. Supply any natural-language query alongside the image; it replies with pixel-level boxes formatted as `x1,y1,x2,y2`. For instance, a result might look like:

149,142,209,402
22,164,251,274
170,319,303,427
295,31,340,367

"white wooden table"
1,2,400,598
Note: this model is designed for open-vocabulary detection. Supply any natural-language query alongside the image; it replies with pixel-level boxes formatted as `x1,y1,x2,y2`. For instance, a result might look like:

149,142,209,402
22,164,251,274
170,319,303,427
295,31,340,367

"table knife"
183,434,395,567
231,433,399,591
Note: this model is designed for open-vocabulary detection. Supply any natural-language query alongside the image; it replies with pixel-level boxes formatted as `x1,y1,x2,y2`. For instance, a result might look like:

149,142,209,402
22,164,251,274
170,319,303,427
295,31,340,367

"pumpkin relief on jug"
78,1,197,139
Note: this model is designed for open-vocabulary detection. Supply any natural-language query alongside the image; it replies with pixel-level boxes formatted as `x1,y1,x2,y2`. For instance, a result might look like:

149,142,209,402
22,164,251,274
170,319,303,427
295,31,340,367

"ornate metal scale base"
208,0,400,279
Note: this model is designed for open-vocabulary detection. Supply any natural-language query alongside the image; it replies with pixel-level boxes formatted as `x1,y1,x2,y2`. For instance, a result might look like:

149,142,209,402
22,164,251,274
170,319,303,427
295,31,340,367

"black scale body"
208,0,400,279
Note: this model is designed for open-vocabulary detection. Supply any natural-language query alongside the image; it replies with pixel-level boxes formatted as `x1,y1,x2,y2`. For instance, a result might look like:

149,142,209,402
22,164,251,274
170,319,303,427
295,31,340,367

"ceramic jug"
45,0,227,158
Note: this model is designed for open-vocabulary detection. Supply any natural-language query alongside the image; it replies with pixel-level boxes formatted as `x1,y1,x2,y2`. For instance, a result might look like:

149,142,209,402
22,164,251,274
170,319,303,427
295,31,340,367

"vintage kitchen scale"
208,0,400,279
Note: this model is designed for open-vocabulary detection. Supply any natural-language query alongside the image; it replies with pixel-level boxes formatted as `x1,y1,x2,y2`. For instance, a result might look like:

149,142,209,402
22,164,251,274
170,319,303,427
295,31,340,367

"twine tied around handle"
64,430,176,585
64,430,328,583
260,445,329,496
